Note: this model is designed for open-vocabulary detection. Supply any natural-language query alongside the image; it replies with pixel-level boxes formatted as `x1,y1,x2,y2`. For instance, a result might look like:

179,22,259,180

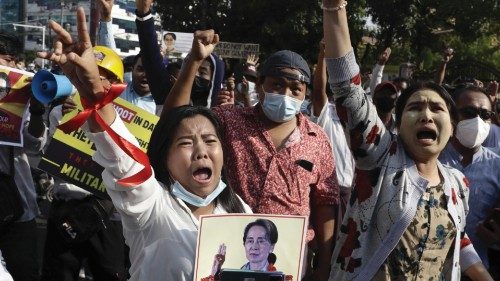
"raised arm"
96,0,117,50
39,8,163,229
135,0,172,105
323,0,392,169
162,30,219,113
323,0,351,59
435,47,453,85
311,40,328,117
369,48,391,94
38,8,115,132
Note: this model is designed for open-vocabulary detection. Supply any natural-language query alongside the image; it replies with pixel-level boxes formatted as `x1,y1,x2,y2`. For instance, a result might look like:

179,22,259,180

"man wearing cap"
164,30,339,280
372,81,398,134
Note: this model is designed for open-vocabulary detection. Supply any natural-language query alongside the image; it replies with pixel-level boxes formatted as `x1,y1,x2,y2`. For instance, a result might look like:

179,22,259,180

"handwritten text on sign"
214,42,260,59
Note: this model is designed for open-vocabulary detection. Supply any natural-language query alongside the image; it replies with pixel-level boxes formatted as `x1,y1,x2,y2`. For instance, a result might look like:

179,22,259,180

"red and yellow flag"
0,65,33,146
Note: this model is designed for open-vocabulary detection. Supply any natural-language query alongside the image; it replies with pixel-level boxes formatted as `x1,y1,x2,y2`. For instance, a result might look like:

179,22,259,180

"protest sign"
0,66,34,147
39,93,159,198
194,214,307,281
214,42,260,59
161,30,194,56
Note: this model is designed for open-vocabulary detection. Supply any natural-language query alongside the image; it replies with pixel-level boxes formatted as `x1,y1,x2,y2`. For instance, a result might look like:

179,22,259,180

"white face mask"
262,92,303,123
455,116,490,148
171,179,226,207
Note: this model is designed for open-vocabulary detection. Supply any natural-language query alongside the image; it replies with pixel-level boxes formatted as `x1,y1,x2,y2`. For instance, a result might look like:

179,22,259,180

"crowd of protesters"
0,0,499,280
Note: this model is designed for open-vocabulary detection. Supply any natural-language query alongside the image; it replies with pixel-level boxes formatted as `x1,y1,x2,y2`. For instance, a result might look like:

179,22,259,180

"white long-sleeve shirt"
86,115,252,281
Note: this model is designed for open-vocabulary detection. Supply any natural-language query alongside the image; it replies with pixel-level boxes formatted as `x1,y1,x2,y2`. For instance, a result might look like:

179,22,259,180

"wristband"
320,1,348,11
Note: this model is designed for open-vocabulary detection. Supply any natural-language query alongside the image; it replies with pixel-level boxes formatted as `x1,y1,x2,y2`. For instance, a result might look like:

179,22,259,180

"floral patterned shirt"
213,105,339,241
374,182,457,280
326,50,481,281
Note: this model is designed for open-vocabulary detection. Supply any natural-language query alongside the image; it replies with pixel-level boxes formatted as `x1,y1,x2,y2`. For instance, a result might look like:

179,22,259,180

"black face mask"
374,97,396,113
191,76,211,106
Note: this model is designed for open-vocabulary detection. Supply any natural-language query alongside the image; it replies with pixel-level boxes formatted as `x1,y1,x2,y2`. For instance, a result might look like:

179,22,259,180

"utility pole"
60,0,65,25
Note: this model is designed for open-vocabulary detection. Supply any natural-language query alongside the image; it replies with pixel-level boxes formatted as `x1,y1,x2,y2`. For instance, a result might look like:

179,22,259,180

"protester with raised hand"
435,46,454,85
323,0,492,280
135,0,224,108
163,28,338,281
41,45,128,281
96,0,117,50
38,8,251,281
309,39,354,247
368,47,391,97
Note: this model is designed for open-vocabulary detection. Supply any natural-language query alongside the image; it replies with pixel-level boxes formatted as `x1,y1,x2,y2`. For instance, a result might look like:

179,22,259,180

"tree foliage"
155,0,499,72
367,0,499,69
155,0,367,63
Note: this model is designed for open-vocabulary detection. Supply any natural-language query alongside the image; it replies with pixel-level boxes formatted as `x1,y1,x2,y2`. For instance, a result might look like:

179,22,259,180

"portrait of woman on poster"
207,219,280,280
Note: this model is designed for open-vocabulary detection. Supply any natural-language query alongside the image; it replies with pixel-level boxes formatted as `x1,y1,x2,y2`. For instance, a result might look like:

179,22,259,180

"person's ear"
269,244,275,252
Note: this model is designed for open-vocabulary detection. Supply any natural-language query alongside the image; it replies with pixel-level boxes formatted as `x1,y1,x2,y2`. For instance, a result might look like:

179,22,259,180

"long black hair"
147,105,245,213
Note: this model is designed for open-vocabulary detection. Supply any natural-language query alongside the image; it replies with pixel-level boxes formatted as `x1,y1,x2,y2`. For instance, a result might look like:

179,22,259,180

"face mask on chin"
455,116,490,148
170,179,226,207
261,91,304,123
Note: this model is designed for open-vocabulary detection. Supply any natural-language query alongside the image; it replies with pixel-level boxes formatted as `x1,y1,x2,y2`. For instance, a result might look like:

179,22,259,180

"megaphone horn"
31,70,76,104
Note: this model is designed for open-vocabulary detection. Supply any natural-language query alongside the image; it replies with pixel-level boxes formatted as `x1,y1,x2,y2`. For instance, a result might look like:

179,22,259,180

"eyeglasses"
458,106,495,121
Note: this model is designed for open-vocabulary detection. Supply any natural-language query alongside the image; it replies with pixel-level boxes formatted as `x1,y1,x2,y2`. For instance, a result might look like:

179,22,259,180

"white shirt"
120,85,156,115
86,115,252,281
310,102,354,189
369,63,384,96
0,250,13,281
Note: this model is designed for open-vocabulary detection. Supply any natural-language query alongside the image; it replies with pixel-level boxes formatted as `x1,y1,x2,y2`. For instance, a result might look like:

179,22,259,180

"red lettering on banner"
112,103,137,123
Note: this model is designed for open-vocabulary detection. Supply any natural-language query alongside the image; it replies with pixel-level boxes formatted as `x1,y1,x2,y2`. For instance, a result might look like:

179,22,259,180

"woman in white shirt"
39,9,251,280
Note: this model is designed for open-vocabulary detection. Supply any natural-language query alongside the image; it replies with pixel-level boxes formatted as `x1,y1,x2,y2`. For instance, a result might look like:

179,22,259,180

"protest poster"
39,93,159,198
194,214,307,281
0,65,34,147
214,41,260,59
161,30,194,57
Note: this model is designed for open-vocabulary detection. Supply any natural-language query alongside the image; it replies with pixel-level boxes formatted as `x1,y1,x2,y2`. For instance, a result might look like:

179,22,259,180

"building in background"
3,0,163,59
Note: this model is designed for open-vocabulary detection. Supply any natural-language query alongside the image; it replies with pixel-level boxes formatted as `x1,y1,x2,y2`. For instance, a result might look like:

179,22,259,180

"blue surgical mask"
171,179,226,207
123,72,133,85
262,92,303,123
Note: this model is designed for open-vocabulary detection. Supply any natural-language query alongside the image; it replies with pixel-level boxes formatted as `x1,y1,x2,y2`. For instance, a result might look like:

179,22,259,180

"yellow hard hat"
93,46,124,83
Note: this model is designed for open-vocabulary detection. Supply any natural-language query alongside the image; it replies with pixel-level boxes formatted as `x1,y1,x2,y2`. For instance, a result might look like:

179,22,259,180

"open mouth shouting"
192,166,213,184
416,127,437,146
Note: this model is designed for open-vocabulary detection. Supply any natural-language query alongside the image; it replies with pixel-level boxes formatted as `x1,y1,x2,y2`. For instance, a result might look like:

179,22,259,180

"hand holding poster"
0,65,34,146
194,214,307,281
